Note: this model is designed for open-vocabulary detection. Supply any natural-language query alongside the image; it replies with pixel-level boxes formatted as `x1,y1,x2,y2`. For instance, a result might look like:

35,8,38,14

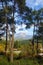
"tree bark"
5,21,8,52
10,24,14,63
37,36,38,55
10,0,15,62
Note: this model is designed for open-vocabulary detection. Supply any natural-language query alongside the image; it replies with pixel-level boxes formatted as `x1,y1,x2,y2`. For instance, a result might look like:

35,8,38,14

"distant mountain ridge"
15,35,33,40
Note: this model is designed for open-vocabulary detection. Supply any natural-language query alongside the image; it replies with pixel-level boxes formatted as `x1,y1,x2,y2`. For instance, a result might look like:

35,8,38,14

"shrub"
14,41,21,48
0,44,5,53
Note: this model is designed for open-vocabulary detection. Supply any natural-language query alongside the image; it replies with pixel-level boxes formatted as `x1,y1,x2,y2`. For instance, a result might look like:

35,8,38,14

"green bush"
14,41,21,48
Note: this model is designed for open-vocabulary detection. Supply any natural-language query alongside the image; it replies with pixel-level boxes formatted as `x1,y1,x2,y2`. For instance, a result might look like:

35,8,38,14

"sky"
14,0,43,40
14,24,34,40
0,24,34,40
0,0,43,40
26,0,43,10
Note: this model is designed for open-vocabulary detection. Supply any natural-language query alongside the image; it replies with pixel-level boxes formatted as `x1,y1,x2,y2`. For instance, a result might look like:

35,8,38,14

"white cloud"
26,0,43,9
15,23,26,32
15,24,34,40
35,2,39,6
36,0,43,4
0,23,34,40
34,0,43,6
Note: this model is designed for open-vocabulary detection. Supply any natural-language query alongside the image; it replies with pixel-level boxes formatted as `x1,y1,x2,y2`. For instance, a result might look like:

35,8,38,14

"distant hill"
1,35,33,41
15,35,33,40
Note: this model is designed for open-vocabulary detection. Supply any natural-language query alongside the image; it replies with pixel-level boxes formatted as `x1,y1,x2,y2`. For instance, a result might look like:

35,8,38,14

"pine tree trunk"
10,24,14,63
32,23,35,56
37,36,38,55
5,22,8,51
10,0,15,62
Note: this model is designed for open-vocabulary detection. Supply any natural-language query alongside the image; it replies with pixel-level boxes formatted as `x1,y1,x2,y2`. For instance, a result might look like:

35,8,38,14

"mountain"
15,35,33,40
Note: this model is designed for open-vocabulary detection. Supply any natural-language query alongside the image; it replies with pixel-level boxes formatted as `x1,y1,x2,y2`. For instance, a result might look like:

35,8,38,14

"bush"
14,41,21,48
0,44,5,53
19,43,33,58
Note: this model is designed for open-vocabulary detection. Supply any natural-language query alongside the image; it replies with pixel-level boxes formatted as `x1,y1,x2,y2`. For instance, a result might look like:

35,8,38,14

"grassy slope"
0,55,43,65
0,55,39,65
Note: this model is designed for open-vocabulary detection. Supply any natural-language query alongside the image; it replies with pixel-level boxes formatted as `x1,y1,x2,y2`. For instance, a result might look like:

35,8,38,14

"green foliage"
0,40,6,44
14,41,21,48
0,55,40,65
0,40,42,57
0,40,43,65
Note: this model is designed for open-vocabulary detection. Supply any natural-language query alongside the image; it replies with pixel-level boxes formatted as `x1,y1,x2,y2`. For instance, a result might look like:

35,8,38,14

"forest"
0,0,43,65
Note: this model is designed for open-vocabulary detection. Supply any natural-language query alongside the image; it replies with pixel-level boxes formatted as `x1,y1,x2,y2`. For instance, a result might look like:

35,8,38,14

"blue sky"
0,0,43,40
14,0,43,40
26,0,43,10
14,24,34,40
